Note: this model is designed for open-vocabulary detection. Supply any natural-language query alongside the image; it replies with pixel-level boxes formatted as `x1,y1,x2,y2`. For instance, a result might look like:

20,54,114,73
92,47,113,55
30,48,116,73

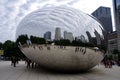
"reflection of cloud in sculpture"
16,6,105,71
16,6,104,44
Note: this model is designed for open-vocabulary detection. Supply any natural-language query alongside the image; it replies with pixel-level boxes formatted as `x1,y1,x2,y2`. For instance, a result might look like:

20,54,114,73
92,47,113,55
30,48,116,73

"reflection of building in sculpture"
80,35,86,43
44,31,51,41
64,31,74,42
55,27,61,40
16,6,105,71
26,39,32,45
92,6,113,33
94,30,101,45
113,0,120,51
86,31,92,43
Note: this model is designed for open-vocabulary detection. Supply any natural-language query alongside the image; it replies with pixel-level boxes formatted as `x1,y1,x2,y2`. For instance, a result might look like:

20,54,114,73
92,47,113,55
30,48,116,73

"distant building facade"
113,0,120,51
94,30,101,45
92,6,113,33
107,31,117,54
55,27,61,40
86,31,92,43
64,31,74,42
44,31,51,41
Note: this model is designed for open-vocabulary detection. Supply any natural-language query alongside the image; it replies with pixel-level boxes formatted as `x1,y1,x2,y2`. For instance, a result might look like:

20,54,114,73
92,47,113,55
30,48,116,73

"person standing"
11,56,16,67
26,59,31,68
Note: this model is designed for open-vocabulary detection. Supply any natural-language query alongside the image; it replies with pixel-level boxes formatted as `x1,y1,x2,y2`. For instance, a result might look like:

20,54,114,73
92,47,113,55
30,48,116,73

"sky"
0,0,113,43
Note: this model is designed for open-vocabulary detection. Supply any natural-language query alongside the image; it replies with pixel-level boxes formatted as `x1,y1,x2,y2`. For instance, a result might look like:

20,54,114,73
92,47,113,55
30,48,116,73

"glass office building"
113,0,120,51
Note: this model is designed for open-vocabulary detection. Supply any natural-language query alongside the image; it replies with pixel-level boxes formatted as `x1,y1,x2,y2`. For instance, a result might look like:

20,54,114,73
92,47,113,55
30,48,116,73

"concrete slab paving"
0,61,120,80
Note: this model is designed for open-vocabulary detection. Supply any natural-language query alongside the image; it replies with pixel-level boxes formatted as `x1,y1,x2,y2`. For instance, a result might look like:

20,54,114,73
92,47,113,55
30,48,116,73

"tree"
0,42,3,49
54,39,71,46
113,49,119,55
16,34,29,45
2,40,16,57
2,40,25,58
72,40,84,46
30,36,46,44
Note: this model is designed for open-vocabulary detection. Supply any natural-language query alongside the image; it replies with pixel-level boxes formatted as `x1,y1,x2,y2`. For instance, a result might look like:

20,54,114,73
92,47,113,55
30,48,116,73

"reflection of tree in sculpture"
16,35,29,45
16,6,104,71
17,35,46,45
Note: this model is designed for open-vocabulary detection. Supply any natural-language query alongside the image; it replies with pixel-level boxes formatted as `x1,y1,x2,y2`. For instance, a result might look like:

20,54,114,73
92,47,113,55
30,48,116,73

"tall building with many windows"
64,31,74,42
44,31,51,41
92,6,113,33
94,30,101,45
113,0,120,51
55,27,61,40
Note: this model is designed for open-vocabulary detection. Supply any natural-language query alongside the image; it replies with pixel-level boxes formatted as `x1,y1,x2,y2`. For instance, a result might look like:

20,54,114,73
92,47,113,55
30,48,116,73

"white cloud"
72,0,112,13
0,0,113,43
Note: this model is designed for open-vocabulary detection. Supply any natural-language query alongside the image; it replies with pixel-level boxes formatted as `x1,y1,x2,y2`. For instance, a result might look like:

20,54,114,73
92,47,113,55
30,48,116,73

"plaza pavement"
0,61,120,80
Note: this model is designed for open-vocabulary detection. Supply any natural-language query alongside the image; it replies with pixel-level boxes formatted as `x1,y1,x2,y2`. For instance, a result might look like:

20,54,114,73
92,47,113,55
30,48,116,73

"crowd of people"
11,56,38,68
103,58,114,68
25,59,37,68
12,43,120,69
10,55,120,69
28,44,88,54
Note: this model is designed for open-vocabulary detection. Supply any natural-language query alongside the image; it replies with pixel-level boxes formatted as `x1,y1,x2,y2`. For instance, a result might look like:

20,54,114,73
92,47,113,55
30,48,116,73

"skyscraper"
94,30,101,45
55,27,61,40
92,6,113,33
64,31,67,39
86,31,92,43
64,31,74,42
44,31,51,41
113,0,120,51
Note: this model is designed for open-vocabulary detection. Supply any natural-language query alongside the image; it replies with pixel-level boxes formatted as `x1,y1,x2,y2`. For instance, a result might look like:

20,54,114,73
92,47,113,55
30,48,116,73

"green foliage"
118,53,120,61
30,36,46,44
85,43,94,47
97,45,107,53
3,40,17,50
0,40,26,58
5,46,25,58
113,49,120,55
0,42,3,49
108,55,113,60
16,34,28,45
54,39,70,46
71,40,94,47
54,39,95,47
72,40,84,46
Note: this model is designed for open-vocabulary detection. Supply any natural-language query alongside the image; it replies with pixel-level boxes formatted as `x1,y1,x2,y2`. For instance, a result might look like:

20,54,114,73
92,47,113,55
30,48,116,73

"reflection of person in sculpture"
75,47,78,52
47,46,50,50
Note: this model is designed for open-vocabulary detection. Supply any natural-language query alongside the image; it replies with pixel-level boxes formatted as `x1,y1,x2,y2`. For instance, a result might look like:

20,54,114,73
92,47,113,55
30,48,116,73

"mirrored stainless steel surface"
16,6,104,71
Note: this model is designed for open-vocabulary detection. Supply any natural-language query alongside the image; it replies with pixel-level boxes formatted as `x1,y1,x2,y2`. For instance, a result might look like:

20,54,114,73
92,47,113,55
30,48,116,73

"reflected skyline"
16,6,104,42
16,6,105,71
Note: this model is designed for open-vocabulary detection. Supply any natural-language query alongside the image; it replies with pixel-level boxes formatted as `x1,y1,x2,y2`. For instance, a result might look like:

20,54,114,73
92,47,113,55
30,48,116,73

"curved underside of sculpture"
17,6,105,71
21,45,103,71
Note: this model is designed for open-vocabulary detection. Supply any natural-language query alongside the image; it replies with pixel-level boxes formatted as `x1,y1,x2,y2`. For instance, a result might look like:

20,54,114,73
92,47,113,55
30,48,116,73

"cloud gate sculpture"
16,6,105,71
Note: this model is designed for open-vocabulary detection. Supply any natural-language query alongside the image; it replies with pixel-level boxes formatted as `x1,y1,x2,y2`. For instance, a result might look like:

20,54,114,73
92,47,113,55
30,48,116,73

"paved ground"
0,61,120,80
